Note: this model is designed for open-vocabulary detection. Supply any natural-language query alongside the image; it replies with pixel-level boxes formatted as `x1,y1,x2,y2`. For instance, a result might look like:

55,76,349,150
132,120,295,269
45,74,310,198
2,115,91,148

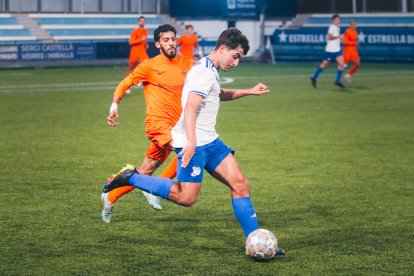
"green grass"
0,63,413,275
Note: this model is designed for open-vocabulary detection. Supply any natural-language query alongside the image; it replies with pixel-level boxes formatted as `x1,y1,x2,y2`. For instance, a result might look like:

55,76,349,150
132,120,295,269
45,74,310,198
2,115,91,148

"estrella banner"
272,28,414,62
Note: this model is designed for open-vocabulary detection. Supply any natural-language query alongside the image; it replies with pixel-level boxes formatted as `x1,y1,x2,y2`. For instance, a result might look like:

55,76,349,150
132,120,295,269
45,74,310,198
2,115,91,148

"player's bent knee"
175,190,198,207
232,178,250,197
177,196,197,207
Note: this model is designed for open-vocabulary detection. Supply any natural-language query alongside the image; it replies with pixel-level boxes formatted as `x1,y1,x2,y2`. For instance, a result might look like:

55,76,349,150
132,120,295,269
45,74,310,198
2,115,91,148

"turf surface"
0,63,413,275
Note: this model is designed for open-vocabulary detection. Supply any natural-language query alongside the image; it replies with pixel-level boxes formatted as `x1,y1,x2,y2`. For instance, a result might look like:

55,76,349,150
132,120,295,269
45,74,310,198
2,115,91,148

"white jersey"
325,24,341,53
171,57,221,148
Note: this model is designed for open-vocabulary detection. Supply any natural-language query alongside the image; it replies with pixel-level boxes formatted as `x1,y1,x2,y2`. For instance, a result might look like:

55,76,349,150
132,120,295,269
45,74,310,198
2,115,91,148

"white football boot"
344,74,352,85
142,191,162,210
101,193,113,223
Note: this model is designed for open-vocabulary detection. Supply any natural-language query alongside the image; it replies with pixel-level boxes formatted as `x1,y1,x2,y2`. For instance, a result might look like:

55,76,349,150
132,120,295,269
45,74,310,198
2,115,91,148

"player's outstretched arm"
107,94,121,126
107,64,148,126
219,82,270,101
107,80,130,127
195,43,203,58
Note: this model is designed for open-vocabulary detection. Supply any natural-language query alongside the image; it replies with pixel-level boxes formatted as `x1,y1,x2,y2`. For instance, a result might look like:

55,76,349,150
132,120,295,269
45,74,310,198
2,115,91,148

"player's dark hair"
185,24,193,29
215,28,250,55
332,14,340,20
138,16,145,21
153,24,177,42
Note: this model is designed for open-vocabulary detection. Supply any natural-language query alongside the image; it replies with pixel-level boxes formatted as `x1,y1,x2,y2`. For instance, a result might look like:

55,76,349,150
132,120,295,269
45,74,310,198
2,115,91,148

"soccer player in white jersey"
102,28,284,255
311,14,345,88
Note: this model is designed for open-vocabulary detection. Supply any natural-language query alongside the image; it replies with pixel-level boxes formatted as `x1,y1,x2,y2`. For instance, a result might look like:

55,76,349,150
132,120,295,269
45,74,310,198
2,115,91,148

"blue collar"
206,56,220,71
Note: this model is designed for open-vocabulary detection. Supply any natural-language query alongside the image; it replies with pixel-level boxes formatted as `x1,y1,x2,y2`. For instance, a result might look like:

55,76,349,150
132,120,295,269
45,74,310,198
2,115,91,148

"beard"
161,46,176,58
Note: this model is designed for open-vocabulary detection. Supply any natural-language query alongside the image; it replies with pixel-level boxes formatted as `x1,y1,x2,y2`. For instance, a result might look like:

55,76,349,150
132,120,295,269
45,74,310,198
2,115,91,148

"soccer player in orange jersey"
128,16,149,74
343,20,361,83
177,25,203,59
101,24,195,223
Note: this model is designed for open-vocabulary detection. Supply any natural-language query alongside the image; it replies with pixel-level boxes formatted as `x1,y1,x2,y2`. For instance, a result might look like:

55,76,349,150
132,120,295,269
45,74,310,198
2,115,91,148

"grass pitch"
0,63,413,275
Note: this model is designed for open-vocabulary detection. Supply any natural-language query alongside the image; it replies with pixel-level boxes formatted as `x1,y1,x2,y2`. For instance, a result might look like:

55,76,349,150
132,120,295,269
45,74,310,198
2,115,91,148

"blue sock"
128,173,174,199
232,197,259,237
336,69,343,83
312,66,323,80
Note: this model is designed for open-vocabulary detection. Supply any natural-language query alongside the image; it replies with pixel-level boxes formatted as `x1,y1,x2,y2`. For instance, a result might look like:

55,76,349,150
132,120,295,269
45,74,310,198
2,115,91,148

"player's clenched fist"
251,82,270,95
107,103,120,126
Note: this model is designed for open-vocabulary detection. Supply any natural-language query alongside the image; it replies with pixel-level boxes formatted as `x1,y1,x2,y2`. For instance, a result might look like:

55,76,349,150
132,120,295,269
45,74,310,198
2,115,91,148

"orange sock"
108,186,135,204
159,156,178,179
349,65,359,76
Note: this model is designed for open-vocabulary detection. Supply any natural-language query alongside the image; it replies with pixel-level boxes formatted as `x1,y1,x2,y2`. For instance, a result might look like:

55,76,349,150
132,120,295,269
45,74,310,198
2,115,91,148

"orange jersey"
115,54,194,133
129,27,148,51
343,28,358,49
177,34,199,57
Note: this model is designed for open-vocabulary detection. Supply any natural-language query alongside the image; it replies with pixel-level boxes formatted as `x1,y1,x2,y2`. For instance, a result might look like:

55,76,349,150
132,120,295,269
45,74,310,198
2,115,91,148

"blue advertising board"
199,40,217,55
220,0,264,19
0,45,18,61
169,0,264,20
19,43,96,61
0,43,96,62
272,27,414,62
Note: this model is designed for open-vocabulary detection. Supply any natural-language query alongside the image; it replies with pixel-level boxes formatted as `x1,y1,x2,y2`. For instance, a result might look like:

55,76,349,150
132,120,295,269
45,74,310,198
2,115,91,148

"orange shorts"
343,49,360,64
145,122,173,162
129,49,149,68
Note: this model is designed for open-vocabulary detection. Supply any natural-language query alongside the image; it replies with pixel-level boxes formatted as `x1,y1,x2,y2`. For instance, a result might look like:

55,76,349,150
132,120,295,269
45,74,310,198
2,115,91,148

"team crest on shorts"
191,166,201,177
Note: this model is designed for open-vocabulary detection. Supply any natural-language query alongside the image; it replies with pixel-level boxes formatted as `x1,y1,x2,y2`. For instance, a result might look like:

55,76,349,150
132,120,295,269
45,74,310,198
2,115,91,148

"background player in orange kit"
128,16,149,74
101,24,195,223
343,20,361,83
177,24,203,58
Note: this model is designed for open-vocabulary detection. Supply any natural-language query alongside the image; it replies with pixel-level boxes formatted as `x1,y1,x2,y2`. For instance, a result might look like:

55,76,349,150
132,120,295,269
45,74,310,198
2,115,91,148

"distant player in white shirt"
311,14,345,88
103,28,285,255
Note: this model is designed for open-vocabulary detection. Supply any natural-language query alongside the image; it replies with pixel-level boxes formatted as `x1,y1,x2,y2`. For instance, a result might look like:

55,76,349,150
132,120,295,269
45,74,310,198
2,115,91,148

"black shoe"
334,82,345,88
310,77,317,88
275,248,286,256
103,164,136,193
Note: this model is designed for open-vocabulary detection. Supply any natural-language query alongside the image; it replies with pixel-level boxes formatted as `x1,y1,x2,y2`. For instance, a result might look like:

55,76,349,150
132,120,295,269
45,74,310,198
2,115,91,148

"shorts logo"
191,166,201,177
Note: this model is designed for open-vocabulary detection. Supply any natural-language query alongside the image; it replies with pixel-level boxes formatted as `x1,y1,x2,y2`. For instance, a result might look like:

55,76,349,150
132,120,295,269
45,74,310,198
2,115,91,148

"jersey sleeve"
176,36,183,46
185,66,214,98
343,30,352,46
143,29,148,47
114,60,150,98
129,29,138,45
328,25,339,36
129,29,146,46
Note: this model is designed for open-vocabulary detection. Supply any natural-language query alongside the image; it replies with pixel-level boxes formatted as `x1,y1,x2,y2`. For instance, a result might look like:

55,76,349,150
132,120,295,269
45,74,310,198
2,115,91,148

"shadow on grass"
102,208,292,263
347,85,370,90
335,87,354,93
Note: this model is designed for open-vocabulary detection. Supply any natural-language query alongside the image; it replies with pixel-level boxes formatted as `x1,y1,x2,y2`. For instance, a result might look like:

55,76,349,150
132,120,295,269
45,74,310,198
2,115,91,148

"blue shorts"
324,51,342,62
175,138,234,183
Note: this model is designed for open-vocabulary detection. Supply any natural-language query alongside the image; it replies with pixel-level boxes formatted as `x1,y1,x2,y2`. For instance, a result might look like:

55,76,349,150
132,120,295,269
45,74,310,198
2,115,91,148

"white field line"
221,77,234,84
0,81,119,93
0,71,411,93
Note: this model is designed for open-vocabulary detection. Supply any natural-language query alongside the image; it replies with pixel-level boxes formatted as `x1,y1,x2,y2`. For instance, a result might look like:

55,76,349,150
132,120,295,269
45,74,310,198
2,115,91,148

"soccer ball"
245,229,278,260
